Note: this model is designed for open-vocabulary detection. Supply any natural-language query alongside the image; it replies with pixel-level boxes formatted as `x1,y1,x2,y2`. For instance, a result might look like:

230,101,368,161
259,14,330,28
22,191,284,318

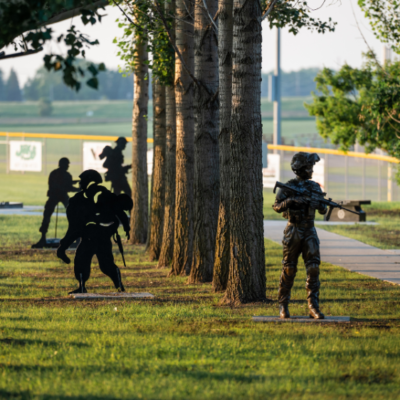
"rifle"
113,231,126,267
273,181,362,220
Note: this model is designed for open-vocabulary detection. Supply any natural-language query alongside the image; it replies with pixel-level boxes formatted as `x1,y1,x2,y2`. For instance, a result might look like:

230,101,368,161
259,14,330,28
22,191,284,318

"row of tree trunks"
148,79,166,261
158,82,177,267
188,0,220,283
223,0,266,304
139,0,266,304
130,35,149,245
169,0,195,276
212,0,233,292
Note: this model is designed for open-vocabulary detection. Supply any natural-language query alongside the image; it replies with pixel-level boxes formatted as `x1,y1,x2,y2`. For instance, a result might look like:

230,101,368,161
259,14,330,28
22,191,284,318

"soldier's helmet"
291,152,320,173
59,157,70,169
115,137,128,145
79,169,103,190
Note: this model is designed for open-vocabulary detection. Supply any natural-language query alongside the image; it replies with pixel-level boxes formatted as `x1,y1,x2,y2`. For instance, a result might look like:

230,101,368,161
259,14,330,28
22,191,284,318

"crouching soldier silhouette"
32,157,79,248
56,170,133,294
99,137,132,196
273,152,327,319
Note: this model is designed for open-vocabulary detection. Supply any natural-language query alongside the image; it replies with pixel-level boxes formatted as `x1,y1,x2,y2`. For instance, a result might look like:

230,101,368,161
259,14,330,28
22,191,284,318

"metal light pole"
273,27,282,149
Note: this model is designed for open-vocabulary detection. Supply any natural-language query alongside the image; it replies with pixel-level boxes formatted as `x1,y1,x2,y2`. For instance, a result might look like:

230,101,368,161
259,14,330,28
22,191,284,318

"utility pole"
273,27,282,150
382,45,392,67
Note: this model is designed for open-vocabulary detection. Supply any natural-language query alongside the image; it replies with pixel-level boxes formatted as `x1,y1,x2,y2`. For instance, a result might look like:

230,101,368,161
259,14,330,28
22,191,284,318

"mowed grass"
0,98,317,145
1,216,400,398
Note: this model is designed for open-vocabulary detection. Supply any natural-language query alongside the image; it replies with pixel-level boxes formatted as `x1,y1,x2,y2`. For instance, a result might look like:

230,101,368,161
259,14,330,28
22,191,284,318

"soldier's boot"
306,264,324,319
31,233,47,249
68,274,87,295
114,267,125,292
278,265,297,319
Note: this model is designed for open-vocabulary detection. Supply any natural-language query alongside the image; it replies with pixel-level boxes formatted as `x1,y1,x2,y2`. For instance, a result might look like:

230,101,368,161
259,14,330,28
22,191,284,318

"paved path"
0,206,66,217
264,220,400,285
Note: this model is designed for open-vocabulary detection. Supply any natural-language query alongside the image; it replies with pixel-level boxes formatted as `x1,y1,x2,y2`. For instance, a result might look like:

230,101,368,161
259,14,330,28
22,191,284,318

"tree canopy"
358,0,400,53
0,0,107,90
306,0,400,183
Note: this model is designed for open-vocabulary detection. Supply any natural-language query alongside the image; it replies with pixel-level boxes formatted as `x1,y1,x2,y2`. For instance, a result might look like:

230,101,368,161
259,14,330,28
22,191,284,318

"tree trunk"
212,0,233,291
188,0,219,283
169,0,195,277
158,83,177,267
223,0,266,304
130,37,149,244
148,79,166,261
158,0,177,268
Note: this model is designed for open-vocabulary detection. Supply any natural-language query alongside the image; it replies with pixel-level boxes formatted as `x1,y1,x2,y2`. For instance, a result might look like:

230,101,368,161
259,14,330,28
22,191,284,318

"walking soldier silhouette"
32,157,79,248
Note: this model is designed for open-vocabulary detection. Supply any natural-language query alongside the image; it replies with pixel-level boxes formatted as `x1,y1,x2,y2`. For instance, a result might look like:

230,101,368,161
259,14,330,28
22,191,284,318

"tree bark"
130,36,149,244
212,0,233,291
148,79,166,261
169,0,195,277
188,0,220,283
158,83,177,267
158,0,177,268
223,0,266,304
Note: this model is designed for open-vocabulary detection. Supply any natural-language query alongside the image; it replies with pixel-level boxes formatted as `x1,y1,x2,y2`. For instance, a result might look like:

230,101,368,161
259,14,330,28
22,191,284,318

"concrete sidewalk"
0,206,66,217
264,220,400,285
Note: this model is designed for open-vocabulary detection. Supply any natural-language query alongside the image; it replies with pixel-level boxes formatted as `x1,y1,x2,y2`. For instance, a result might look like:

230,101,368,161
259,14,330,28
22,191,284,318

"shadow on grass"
0,389,132,400
0,338,90,348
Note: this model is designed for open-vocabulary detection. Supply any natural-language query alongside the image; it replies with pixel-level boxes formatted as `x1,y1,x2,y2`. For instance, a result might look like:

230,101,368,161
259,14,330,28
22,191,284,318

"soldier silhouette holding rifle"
32,157,79,248
99,137,132,196
57,170,132,294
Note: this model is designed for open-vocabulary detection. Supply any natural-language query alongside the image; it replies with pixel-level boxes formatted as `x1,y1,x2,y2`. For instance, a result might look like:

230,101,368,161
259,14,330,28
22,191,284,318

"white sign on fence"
9,141,42,172
83,142,111,173
312,158,325,191
147,149,153,175
263,154,280,188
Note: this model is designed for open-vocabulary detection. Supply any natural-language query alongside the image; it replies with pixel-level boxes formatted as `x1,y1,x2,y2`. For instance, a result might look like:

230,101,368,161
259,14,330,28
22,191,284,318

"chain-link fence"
277,149,399,202
1,133,399,202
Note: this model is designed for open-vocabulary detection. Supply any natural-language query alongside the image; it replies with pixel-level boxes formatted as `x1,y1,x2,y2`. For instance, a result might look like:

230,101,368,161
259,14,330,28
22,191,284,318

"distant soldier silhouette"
32,157,79,248
99,137,132,196
57,170,132,294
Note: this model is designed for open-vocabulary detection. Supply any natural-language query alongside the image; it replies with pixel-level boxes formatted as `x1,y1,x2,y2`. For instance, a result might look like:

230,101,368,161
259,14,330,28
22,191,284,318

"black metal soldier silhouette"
99,137,132,196
273,152,327,319
32,157,79,248
56,170,133,294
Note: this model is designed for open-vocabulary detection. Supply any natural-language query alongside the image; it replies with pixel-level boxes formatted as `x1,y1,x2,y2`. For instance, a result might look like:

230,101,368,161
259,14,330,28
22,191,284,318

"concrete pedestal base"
252,316,350,323
70,292,155,299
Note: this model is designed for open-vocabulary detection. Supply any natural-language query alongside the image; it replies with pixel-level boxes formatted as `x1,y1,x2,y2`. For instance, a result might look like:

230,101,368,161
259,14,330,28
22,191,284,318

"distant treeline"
0,64,320,102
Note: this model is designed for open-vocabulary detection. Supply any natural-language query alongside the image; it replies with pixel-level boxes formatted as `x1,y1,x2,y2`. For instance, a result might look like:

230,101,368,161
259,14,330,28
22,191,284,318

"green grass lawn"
0,99,318,147
1,215,400,399
0,98,311,120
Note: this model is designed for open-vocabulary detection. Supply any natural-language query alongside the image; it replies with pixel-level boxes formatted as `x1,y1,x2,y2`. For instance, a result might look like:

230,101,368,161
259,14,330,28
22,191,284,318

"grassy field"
0,99,319,146
0,98,311,119
1,215,400,399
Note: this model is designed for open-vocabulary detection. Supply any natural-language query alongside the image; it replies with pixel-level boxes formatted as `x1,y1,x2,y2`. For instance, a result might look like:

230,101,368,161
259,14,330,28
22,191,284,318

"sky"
0,0,392,86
